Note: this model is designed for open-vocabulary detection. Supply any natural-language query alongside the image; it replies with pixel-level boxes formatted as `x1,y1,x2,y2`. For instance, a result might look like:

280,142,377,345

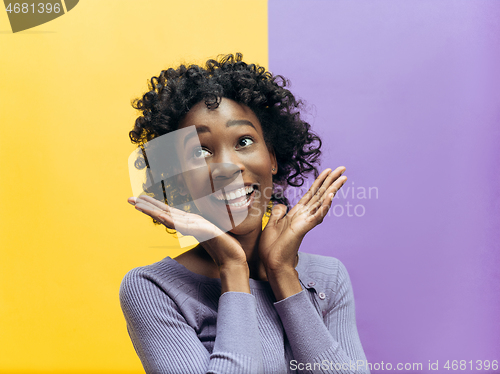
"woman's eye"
193,147,211,159
237,137,254,148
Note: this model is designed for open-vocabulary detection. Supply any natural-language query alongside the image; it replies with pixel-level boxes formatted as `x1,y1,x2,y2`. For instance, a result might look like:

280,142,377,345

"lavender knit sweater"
119,252,369,374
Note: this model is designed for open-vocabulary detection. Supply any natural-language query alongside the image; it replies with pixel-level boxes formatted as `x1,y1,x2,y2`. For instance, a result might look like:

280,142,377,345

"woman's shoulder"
120,258,176,296
296,252,351,293
297,251,344,273
120,255,219,299
119,257,221,331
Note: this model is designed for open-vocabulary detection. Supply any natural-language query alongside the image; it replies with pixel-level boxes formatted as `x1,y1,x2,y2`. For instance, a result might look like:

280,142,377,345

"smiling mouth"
211,185,257,208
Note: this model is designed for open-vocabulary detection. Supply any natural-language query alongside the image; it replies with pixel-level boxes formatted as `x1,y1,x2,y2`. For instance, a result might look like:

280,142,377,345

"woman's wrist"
266,267,303,301
219,263,251,294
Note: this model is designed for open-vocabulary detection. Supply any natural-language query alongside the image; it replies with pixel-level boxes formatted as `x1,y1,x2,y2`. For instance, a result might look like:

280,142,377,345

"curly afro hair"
130,53,322,223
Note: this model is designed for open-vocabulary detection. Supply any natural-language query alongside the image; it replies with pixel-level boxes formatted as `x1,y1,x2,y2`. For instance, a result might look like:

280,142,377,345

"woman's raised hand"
128,195,248,269
258,166,347,274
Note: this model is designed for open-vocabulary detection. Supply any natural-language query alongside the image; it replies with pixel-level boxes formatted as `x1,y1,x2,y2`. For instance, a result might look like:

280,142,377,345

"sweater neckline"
161,252,309,290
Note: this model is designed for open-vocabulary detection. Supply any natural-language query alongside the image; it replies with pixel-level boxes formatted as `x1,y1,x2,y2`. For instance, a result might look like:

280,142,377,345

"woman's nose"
209,150,245,181
209,162,243,182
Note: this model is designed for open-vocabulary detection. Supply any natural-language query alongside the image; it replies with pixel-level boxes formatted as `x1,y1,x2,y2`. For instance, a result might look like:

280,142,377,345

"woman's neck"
189,226,267,281
228,227,268,281
177,225,268,281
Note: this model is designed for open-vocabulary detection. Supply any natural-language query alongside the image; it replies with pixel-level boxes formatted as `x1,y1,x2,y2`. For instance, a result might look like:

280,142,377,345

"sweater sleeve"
273,260,369,374
119,269,263,374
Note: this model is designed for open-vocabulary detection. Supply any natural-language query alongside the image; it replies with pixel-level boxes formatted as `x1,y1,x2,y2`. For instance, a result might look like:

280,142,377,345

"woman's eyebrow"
226,120,256,130
183,125,210,147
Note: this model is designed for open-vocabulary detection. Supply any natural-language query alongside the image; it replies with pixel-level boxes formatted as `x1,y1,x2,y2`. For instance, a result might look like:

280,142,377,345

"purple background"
269,1,500,372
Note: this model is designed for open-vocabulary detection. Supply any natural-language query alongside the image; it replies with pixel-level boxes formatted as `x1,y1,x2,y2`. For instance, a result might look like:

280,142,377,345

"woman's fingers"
288,168,331,217
303,166,346,206
130,195,190,219
314,176,348,221
300,168,332,203
127,196,225,243
135,200,164,216
321,172,347,203
288,167,346,218
302,169,348,220
136,194,169,212
135,201,171,225
161,211,222,241
128,195,175,229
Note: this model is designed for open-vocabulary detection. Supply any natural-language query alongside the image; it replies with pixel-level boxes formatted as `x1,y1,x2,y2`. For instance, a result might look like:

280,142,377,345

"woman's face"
175,98,277,235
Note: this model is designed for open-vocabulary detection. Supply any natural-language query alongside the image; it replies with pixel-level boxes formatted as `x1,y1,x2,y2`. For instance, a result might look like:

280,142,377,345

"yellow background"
0,1,267,372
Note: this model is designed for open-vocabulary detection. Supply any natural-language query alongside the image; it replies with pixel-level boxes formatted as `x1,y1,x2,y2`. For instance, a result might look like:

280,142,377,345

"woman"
120,54,369,374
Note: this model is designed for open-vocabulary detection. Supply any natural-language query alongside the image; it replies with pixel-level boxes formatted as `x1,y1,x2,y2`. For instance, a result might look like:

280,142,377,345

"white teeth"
213,185,255,201
228,198,251,207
